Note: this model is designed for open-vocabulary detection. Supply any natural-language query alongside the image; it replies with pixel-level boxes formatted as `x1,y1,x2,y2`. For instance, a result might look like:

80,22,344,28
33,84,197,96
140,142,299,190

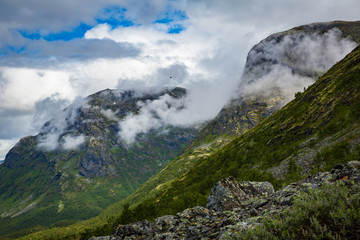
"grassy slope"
0,128,196,237
19,41,360,240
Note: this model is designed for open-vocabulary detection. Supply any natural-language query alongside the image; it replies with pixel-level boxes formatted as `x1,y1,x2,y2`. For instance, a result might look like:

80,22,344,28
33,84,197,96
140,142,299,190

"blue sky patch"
155,10,187,24
18,31,41,40
2,45,26,55
44,23,92,41
19,23,92,42
19,7,136,42
17,6,187,43
155,10,187,33
96,7,135,29
168,24,185,34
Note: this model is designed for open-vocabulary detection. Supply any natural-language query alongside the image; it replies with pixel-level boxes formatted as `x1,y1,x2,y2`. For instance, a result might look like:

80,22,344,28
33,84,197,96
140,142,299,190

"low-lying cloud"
20,28,359,150
238,28,357,102
37,97,85,151
118,93,186,144
62,134,86,150
100,109,118,121
0,139,18,160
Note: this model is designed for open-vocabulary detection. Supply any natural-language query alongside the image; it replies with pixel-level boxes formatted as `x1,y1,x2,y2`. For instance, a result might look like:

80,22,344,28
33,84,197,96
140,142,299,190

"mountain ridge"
0,87,200,236
196,20,360,142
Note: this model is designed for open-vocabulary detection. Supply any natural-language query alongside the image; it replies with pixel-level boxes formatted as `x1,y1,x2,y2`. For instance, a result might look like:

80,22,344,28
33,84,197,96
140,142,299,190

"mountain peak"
193,21,360,142
0,86,198,236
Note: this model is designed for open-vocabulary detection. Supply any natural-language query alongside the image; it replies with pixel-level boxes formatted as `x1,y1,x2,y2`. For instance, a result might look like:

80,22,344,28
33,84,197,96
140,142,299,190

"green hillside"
18,29,360,240
129,21,360,214
0,88,199,237
197,21,360,142
100,44,360,234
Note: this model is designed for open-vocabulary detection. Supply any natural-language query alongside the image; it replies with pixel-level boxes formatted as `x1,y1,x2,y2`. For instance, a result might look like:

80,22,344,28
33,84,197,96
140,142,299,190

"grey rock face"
206,177,274,212
103,161,360,240
111,220,156,240
206,177,246,211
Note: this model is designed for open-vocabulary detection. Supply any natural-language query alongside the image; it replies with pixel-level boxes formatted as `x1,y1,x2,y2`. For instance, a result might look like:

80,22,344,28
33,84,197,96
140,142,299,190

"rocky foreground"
91,161,360,240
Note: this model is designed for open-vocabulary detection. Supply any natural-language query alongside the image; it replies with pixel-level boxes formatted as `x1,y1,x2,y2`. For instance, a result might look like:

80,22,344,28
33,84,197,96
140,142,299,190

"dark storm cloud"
0,38,140,67
0,0,109,32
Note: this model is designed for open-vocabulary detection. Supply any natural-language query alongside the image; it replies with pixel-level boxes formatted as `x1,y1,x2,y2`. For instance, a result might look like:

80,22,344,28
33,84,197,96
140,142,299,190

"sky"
0,0,360,159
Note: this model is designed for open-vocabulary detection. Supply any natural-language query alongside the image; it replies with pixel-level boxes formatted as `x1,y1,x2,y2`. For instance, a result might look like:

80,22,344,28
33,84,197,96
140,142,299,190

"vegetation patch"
243,183,360,240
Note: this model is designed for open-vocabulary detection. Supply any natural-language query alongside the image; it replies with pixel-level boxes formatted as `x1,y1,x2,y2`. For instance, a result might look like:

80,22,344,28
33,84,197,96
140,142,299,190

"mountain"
17,21,360,240
0,87,200,236
125,21,360,212
98,39,360,240
114,20,360,220
196,20,360,141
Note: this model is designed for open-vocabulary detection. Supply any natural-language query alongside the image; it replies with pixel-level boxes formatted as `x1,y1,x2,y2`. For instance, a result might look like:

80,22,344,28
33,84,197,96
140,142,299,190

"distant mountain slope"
0,87,199,237
18,21,360,240
196,20,360,141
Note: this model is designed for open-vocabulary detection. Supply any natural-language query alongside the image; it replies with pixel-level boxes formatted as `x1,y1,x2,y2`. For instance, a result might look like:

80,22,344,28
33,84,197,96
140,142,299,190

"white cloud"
0,68,76,151
62,134,86,150
1,0,360,156
0,139,18,160
100,109,118,121
118,85,231,144
37,97,85,151
37,131,60,151
239,29,357,102
0,68,75,111
84,22,220,80
118,94,182,143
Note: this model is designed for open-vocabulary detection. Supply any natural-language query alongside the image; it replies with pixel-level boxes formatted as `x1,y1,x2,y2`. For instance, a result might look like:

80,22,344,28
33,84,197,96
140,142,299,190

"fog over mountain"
238,28,357,102
1,0,360,159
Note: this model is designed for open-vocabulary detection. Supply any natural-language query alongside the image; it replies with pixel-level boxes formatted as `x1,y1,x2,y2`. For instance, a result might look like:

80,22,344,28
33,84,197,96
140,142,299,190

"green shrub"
243,183,360,239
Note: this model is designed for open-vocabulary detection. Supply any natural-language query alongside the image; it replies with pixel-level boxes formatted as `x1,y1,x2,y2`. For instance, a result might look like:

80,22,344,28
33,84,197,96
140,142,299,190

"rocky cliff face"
195,21,360,141
98,161,359,240
0,87,200,236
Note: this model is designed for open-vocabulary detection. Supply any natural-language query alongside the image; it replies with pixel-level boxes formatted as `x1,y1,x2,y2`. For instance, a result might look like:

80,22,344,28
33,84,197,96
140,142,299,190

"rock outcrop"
206,177,274,212
95,161,359,240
